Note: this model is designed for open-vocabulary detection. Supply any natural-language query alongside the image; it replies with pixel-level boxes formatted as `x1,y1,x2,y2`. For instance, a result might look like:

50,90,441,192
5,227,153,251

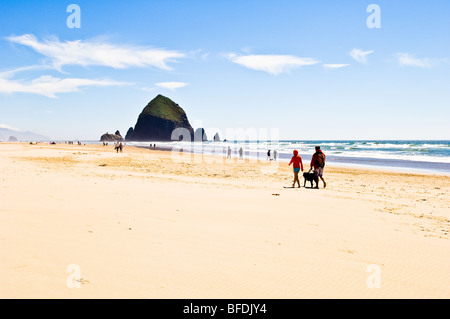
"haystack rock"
8,136,18,142
126,95,194,142
194,128,208,142
213,133,221,142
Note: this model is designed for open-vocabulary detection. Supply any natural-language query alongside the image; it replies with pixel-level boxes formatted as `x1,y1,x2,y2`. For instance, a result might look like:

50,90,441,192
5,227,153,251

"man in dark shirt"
310,146,326,189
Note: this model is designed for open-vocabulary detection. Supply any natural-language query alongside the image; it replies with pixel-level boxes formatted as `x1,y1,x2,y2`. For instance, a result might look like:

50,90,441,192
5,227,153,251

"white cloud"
350,49,374,64
0,64,54,78
155,82,189,91
0,124,22,131
225,53,319,75
396,53,432,68
0,75,128,98
7,34,185,71
323,64,350,69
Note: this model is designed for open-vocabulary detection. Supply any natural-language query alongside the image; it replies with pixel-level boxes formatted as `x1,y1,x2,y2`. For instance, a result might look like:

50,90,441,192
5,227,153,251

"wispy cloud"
225,53,319,75
323,64,350,70
350,49,374,64
0,124,22,131
0,64,54,78
396,53,432,68
155,82,189,91
0,75,128,98
189,49,210,62
7,34,185,71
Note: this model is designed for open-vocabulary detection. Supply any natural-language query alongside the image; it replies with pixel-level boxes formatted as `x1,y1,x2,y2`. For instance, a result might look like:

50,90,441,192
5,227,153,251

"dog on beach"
303,170,315,188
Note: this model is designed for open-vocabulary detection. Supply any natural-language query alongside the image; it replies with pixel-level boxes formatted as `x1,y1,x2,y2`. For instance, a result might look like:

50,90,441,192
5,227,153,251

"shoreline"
1,141,448,176
132,143,450,176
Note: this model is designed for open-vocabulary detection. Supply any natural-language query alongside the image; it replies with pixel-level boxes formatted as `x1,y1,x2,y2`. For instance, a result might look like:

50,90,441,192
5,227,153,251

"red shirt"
310,150,325,169
289,155,303,170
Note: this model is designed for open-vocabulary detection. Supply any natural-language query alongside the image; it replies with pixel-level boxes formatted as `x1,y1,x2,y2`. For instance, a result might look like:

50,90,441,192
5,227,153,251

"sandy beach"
0,142,448,299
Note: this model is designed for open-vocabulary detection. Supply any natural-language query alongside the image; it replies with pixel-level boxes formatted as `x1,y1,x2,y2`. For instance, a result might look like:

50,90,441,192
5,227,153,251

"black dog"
303,170,315,188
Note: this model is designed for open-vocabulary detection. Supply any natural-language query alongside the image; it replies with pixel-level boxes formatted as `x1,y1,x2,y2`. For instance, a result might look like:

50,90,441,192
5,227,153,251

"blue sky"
0,0,449,140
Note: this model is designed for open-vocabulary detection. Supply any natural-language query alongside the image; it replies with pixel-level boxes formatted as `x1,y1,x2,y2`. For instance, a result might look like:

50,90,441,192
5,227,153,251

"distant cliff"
126,95,194,142
0,128,49,142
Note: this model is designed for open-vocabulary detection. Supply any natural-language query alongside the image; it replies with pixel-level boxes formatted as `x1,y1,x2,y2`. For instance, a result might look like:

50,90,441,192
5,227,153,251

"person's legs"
314,168,320,188
319,168,326,188
293,172,299,187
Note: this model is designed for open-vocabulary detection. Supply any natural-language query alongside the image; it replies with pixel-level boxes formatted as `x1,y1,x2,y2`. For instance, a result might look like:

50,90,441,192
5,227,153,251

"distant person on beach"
227,146,232,159
119,142,123,153
267,150,271,160
239,147,243,159
115,141,120,153
154,144,156,150
310,146,326,189
274,150,278,161
289,150,303,188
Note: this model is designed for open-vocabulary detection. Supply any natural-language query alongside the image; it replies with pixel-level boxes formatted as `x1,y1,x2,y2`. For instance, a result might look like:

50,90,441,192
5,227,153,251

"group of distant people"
225,147,281,161
149,143,156,150
227,146,245,160
289,146,326,189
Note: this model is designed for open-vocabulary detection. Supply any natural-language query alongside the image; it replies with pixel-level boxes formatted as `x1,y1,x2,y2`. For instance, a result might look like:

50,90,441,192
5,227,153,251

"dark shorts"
293,168,301,173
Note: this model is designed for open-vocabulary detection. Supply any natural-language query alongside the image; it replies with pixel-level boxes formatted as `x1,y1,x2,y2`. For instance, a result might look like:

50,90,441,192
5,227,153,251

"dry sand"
0,143,449,298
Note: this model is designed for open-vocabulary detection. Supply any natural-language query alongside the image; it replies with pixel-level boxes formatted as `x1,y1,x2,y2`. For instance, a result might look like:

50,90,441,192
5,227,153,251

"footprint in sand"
76,278,90,285
340,249,356,254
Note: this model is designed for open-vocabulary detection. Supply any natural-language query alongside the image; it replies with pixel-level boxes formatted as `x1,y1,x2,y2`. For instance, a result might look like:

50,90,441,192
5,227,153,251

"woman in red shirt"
289,150,304,188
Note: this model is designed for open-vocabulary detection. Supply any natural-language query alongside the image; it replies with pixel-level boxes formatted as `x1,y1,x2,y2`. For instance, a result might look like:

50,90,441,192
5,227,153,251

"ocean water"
119,140,450,174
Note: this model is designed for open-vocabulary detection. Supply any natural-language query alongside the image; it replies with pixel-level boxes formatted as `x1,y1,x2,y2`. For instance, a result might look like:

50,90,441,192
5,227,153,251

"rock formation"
100,131,124,142
213,132,221,142
194,128,208,142
125,127,134,141
126,95,194,142
8,136,18,142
